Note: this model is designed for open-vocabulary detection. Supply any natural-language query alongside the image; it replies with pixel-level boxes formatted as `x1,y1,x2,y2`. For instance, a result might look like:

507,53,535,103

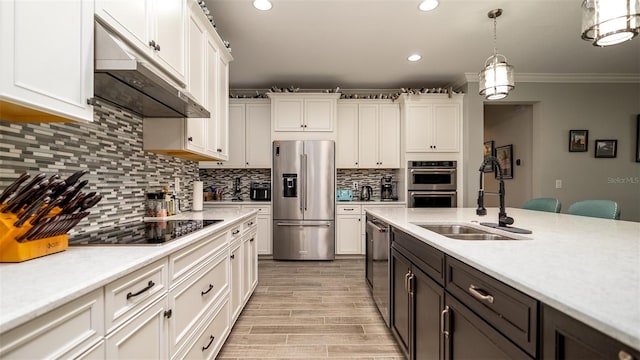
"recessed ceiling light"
407,54,422,62
253,0,272,11
418,0,439,12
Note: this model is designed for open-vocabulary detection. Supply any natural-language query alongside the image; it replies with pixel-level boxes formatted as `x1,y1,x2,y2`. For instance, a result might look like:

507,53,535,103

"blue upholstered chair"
567,200,620,220
522,198,561,213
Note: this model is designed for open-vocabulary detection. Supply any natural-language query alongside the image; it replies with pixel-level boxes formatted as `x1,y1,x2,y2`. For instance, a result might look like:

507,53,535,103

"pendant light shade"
479,9,514,101
581,0,640,46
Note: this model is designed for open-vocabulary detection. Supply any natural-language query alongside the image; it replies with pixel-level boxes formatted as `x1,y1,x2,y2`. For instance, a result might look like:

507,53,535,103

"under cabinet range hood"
93,22,209,118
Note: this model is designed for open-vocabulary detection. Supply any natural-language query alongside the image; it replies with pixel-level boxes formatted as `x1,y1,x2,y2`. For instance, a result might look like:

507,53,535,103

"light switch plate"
555,179,562,189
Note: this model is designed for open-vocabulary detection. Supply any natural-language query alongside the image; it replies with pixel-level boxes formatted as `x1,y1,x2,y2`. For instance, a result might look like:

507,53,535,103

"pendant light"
581,0,640,46
479,9,514,101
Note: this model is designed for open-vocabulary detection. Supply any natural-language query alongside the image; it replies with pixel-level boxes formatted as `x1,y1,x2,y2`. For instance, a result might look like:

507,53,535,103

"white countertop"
204,200,271,205
0,208,257,334
337,200,406,205
364,207,640,351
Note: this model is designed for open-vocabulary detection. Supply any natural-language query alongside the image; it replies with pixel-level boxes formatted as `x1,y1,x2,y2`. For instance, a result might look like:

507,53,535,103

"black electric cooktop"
69,220,222,246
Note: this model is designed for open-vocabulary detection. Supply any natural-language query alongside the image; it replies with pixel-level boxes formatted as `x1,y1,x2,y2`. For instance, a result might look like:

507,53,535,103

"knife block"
0,212,68,263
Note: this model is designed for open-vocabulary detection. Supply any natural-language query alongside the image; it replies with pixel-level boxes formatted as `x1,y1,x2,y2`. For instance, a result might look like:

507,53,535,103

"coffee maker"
380,176,398,201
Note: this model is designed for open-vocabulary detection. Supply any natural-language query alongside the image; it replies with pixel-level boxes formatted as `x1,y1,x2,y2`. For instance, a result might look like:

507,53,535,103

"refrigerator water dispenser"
283,174,297,197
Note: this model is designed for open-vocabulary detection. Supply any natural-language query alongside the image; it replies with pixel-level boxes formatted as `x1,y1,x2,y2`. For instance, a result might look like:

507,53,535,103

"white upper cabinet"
268,93,340,132
200,100,271,169
336,100,400,169
95,0,186,84
336,103,359,168
0,0,94,123
402,94,462,153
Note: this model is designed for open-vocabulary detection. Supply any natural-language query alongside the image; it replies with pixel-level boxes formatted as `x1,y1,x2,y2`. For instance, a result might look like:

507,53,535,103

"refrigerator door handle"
299,154,305,211
303,153,308,210
275,222,332,227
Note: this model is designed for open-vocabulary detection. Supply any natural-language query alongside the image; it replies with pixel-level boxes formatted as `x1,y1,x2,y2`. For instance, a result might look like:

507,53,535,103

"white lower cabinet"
0,289,104,359
105,295,170,359
0,215,258,360
205,203,272,255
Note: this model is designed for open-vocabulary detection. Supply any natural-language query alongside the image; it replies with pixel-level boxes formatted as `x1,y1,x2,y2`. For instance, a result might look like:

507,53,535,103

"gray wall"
463,81,640,221
0,101,199,235
483,105,533,208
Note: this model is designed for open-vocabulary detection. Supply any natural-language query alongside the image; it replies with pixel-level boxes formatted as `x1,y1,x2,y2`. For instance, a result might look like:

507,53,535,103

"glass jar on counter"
146,192,166,217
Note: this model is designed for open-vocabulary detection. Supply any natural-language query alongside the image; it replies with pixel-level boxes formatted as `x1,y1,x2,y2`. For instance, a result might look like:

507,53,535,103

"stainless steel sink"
414,224,517,240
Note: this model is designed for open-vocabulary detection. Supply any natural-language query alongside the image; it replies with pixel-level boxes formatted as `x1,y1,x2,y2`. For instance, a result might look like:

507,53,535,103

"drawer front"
242,205,271,214
242,216,258,232
170,251,229,353
392,227,444,286
229,224,243,243
446,256,538,357
337,204,361,215
170,230,228,284
0,289,104,359
105,259,168,332
179,299,230,360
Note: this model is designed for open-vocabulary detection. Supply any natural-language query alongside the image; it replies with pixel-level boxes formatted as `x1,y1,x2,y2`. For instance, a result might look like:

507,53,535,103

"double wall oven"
407,161,457,208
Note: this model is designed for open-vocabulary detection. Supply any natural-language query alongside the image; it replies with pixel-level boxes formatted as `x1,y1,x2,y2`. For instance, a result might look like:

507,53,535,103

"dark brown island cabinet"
389,227,639,360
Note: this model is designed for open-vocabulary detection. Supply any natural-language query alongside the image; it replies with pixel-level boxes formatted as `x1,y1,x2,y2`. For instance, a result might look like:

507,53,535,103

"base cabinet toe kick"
380,227,640,360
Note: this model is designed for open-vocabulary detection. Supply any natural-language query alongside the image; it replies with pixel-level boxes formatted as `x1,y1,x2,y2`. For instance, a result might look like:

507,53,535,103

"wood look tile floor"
218,259,404,359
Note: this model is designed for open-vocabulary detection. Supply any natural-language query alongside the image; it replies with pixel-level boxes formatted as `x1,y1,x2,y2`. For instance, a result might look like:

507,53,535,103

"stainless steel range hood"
94,22,209,118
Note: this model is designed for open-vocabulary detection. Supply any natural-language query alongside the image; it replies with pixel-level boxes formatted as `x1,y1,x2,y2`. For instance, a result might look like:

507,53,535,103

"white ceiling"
205,0,640,89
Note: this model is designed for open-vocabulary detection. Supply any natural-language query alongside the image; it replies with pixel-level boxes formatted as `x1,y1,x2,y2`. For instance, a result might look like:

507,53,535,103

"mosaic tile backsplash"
0,101,199,235
198,168,400,201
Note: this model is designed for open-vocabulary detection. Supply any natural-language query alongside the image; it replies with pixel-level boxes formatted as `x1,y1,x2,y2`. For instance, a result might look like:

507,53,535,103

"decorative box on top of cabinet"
337,100,400,168
200,99,271,169
268,93,340,132
0,0,94,123
94,0,186,84
400,93,463,153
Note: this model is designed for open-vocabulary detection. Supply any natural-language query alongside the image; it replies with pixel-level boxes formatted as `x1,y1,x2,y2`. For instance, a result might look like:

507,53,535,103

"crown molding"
458,72,640,85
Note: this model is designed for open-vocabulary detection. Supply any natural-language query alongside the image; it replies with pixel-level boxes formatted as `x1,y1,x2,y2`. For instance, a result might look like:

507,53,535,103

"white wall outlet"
353,181,358,190
175,177,180,193
555,179,562,189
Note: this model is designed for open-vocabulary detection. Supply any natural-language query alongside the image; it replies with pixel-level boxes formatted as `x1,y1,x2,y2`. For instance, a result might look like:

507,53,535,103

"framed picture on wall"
495,144,513,179
636,115,640,162
483,140,494,172
569,130,588,152
594,139,617,158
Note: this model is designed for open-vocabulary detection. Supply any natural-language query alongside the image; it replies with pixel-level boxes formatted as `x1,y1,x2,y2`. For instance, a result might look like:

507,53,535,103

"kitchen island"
0,207,257,359
365,207,640,356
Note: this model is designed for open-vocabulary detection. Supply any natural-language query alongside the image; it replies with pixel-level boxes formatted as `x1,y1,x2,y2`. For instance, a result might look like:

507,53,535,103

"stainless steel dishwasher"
366,216,390,326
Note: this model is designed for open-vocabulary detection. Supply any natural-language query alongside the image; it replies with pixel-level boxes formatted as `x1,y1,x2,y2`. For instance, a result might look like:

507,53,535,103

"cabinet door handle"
344,208,355,211
468,284,495,304
202,335,215,351
230,254,235,259
248,221,254,226
404,271,411,291
155,43,160,51
188,136,193,142
250,237,255,242
126,280,155,300
408,274,415,295
201,284,214,296
232,229,240,235
217,148,222,152
618,350,634,360
148,40,156,48
440,306,450,337
163,309,172,318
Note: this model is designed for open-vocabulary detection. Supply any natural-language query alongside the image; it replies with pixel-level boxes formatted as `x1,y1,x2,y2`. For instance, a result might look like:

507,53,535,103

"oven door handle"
410,191,457,197
410,169,456,174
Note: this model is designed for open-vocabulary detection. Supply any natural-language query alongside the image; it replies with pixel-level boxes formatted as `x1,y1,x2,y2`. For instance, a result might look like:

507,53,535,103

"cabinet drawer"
170,251,229,353
178,299,230,360
105,259,168,332
337,204,361,215
242,216,258,232
446,256,538,357
391,227,444,286
170,230,228,284
229,224,243,243
242,205,271,214
0,289,104,359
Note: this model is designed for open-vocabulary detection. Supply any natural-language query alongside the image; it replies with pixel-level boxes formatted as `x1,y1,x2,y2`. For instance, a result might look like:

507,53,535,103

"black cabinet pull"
217,148,222,152
232,230,240,235
164,309,172,318
201,284,214,296
248,221,254,226
202,335,215,351
188,136,193,142
155,43,161,51
126,280,155,300
249,237,255,242
230,254,235,259
148,40,156,48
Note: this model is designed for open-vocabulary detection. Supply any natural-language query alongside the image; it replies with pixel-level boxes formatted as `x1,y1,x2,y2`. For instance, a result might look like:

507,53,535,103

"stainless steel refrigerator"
272,140,335,260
